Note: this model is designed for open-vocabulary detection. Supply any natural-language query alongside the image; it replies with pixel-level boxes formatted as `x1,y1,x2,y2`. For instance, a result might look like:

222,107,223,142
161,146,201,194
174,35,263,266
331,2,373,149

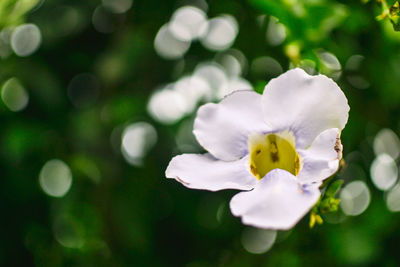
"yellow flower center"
248,132,300,180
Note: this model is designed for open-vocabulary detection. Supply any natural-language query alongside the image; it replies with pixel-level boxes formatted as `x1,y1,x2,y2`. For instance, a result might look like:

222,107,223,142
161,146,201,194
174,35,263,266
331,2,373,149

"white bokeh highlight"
319,51,341,72
154,23,191,60
373,128,400,160
121,122,157,166
147,87,190,124
200,15,238,51
39,159,73,198
370,154,398,191
241,227,277,254
1,77,29,112
386,184,400,212
340,181,370,216
216,53,242,77
194,62,228,100
11,23,41,57
266,17,286,46
169,6,207,42
318,50,342,80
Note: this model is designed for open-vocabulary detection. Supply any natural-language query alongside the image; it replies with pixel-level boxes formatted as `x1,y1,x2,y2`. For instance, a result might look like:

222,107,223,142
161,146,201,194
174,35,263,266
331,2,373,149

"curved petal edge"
229,169,320,230
193,90,269,161
262,68,349,149
165,153,257,192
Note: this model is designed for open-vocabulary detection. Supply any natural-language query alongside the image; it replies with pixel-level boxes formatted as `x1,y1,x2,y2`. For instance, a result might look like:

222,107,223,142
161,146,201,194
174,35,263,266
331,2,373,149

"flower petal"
298,128,341,183
193,90,268,161
262,68,349,149
165,153,257,191
229,169,320,230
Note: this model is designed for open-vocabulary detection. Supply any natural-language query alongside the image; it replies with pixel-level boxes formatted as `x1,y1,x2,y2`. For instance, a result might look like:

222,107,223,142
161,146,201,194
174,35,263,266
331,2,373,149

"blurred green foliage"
2,0,400,266
0,0,39,28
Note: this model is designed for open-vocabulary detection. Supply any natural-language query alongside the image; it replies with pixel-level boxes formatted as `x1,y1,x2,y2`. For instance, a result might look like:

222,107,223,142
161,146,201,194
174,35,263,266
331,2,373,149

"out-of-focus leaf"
326,179,344,197
249,0,348,44
390,1,400,30
0,0,40,28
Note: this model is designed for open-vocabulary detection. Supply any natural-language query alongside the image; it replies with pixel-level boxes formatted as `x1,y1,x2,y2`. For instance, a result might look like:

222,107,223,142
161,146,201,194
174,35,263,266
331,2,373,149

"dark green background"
1,0,400,266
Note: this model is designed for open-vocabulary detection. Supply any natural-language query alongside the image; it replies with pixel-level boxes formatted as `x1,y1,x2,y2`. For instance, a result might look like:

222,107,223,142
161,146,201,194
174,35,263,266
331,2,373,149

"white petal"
165,153,257,191
230,169,320,230
262,68,349,149
298,128,341,183
193,90,268,161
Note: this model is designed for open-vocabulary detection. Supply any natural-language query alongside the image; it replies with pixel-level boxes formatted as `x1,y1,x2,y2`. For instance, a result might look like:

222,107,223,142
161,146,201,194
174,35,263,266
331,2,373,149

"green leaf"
325,179,344,198
390,1,400,31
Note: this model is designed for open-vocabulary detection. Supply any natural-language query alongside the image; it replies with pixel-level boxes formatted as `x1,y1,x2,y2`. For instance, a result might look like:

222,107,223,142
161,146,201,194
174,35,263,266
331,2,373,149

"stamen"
248,132,300,179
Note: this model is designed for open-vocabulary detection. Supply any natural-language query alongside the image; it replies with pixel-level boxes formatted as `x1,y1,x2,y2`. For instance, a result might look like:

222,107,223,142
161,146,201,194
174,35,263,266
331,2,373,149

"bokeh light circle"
53,215,85,248
121,122,157,166
251,56,283,79
370,154,398,191
102,0,133,14
154,23,191,60
200,15,238,51
39,159,73,198
340,181,370,216
386,184,400,212
266,17,286,46
373,128,400,160
11,23,41,57
1,77,29,112
92,6,119,34
169,6,207,41
148,87,189,124
194,62,228,100
241,227,277,254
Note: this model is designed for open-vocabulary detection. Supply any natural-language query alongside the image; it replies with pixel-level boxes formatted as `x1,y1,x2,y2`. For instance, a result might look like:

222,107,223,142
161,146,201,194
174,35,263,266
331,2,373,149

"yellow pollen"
248,132,300,180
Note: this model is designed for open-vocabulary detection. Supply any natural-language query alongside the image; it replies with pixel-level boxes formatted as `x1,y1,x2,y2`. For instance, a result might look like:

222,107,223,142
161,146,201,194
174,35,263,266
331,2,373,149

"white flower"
165,68,349,230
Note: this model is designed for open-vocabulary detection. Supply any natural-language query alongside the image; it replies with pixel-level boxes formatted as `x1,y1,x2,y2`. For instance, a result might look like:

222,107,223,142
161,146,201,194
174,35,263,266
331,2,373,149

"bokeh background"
2,0,400,266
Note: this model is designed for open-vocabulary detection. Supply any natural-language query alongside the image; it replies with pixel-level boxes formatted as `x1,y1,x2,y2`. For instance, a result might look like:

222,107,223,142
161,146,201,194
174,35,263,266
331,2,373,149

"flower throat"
248,133,300,179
